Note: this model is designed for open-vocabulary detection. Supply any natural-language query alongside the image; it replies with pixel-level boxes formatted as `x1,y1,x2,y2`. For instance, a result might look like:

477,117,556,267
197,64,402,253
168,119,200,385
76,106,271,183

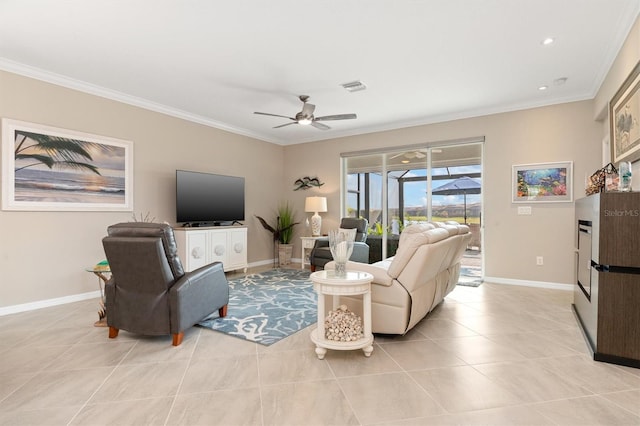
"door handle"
592,262,608,272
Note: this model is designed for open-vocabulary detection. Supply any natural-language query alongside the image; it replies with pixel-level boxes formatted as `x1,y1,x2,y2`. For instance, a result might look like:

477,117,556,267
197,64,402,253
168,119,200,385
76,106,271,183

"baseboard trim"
1,260,275,316
4,270,568,316
0,290,101,316
252,259,277,267
249,258,304,268
484,276,573,291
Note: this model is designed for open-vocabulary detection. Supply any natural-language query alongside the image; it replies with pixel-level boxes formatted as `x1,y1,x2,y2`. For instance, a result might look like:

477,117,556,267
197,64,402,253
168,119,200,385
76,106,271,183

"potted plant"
255,201,299,267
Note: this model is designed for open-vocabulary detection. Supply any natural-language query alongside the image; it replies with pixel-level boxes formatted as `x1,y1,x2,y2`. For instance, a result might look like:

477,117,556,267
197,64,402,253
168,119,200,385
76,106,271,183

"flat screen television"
176,170,245,226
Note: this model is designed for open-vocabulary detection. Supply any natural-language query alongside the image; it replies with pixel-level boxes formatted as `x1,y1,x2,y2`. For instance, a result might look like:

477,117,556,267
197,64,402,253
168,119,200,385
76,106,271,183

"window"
342,140,483,277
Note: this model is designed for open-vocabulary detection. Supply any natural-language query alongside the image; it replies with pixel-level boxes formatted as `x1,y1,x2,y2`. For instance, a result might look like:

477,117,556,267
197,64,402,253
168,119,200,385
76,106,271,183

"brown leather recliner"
102,222,229,346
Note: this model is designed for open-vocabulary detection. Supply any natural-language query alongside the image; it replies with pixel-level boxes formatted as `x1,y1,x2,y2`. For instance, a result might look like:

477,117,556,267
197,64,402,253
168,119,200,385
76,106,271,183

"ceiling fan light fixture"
254,95,356,130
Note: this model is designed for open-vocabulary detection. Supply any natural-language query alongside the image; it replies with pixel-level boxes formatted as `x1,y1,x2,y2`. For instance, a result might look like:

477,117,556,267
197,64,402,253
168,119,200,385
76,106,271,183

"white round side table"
309,270,374,359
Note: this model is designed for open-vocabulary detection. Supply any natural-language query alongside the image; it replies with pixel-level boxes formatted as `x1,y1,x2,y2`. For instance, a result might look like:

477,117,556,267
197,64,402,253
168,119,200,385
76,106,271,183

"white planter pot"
278,243,293,266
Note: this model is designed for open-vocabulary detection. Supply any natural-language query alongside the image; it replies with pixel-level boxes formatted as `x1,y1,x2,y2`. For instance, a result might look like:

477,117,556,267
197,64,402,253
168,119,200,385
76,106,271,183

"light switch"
518,206,532,215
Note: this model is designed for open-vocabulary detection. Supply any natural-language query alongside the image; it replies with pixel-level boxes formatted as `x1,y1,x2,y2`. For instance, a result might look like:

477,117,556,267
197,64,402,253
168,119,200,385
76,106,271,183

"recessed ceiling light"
541,37,555,46
401,160,410,164
538,85,548,91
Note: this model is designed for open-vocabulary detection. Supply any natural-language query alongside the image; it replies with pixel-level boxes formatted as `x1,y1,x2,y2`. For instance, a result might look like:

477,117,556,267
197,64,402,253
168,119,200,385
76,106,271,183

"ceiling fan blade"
315,113,357,121
311,121,330,130
389,152,405,160
301,102,316,116
254,112,296,120
273,122,298,129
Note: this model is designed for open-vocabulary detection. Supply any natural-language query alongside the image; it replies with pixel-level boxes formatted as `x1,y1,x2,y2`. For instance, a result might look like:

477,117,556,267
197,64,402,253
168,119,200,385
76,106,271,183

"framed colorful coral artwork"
512,161,573,203
610,60,640,164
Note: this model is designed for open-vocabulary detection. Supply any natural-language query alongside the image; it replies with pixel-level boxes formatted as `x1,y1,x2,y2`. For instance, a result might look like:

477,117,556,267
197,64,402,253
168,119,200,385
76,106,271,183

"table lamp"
305,196,327,236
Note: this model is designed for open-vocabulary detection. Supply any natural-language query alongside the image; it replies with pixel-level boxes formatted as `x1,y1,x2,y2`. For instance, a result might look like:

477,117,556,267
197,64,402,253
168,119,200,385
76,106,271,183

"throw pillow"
338,228,357,241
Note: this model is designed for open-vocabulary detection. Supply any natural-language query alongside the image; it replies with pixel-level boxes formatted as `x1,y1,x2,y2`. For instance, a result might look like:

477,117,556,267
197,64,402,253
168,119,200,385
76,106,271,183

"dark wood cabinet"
574,192,640,369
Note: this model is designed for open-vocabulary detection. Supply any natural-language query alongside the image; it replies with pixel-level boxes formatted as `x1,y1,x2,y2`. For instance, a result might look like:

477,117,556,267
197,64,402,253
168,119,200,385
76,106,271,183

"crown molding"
0,58,285,145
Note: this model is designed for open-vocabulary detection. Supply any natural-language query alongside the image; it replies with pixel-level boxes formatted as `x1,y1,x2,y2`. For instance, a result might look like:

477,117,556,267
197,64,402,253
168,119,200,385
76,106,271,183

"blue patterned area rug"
198,268,317,346
458,265,483,287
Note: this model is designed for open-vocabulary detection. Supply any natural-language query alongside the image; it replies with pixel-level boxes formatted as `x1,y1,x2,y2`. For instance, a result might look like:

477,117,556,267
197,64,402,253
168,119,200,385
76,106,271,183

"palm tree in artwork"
14,130,113,175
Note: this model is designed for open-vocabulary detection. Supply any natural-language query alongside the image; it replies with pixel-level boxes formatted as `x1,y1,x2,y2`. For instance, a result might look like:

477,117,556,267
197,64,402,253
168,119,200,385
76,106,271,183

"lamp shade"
305,196,327,213
305,196,327,237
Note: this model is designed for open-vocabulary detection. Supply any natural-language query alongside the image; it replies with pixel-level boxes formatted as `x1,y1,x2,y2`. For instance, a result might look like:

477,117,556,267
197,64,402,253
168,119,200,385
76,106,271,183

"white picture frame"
610,60,640,164
2,118,133,211
512,161,573,203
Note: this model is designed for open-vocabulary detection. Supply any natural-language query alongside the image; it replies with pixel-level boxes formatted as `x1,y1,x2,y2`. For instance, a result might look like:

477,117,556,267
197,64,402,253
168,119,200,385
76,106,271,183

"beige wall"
0,73,609,311
0,71,284,309
594,13,640,181
594,15,640,123
3,13,640,310
284,101,602,286
284,13,640,288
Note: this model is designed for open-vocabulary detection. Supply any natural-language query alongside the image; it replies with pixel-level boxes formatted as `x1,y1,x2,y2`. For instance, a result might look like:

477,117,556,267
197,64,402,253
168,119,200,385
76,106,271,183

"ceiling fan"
389,151,426,160
254,95,357,130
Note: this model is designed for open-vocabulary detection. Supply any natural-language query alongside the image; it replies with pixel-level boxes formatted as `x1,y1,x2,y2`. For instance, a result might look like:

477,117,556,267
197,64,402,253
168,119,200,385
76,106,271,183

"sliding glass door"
343,140,483,281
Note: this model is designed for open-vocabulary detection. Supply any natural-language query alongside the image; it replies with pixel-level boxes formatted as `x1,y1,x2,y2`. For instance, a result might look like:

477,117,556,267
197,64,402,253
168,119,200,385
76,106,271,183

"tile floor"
1,266,640,425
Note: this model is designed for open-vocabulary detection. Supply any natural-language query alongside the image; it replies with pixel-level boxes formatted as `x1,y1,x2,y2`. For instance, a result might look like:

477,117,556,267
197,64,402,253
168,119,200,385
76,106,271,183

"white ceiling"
1,1,639,146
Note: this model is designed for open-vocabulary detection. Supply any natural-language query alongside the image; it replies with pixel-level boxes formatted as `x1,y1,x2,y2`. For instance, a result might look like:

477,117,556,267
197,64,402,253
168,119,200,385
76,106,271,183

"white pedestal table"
309,270,374,359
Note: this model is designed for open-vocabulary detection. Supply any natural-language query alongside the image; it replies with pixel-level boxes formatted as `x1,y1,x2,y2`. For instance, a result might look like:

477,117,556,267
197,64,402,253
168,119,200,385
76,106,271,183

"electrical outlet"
536,256,544,266
518,206,532,215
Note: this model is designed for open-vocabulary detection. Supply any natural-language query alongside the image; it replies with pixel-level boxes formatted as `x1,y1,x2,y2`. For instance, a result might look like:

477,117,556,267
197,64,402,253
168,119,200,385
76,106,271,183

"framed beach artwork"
512,161,573,203
2,119,133,211
610,60,640,164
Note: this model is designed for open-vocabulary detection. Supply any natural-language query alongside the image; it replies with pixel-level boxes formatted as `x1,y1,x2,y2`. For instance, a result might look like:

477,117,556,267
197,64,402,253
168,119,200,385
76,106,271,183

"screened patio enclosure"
342,140,483,281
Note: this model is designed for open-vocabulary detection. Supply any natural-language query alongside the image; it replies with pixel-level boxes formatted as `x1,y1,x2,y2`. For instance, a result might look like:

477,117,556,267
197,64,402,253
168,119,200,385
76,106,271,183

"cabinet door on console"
178,230,208,271
174,227,248,273
227,229,247,269
208,231,228,266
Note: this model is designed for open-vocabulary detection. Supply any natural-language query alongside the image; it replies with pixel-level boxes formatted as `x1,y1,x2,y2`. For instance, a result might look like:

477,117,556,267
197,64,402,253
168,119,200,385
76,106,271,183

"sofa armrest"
350,242,370,263
325,260,394,287
105,276,115,304
169,261,229,333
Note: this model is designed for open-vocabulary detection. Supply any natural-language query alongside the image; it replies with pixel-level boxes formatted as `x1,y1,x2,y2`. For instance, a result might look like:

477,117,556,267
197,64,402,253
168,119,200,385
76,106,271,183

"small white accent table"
300,236,323,269
309,270,374,359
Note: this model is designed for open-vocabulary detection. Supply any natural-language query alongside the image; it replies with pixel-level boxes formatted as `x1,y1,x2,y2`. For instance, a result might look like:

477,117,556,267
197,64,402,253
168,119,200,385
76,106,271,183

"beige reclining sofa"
327,222,471,334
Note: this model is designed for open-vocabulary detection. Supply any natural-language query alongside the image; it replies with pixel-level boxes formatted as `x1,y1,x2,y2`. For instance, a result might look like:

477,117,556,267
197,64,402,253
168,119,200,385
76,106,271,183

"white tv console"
173,225,248,273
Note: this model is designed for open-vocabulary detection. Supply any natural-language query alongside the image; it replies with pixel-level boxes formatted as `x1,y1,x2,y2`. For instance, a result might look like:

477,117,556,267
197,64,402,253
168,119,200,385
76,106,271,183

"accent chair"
309,217,369,271
102,222,229,346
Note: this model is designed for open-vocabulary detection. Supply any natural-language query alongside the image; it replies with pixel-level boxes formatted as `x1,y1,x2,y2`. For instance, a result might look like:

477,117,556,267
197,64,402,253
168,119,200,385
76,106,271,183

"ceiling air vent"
341,80,367,92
